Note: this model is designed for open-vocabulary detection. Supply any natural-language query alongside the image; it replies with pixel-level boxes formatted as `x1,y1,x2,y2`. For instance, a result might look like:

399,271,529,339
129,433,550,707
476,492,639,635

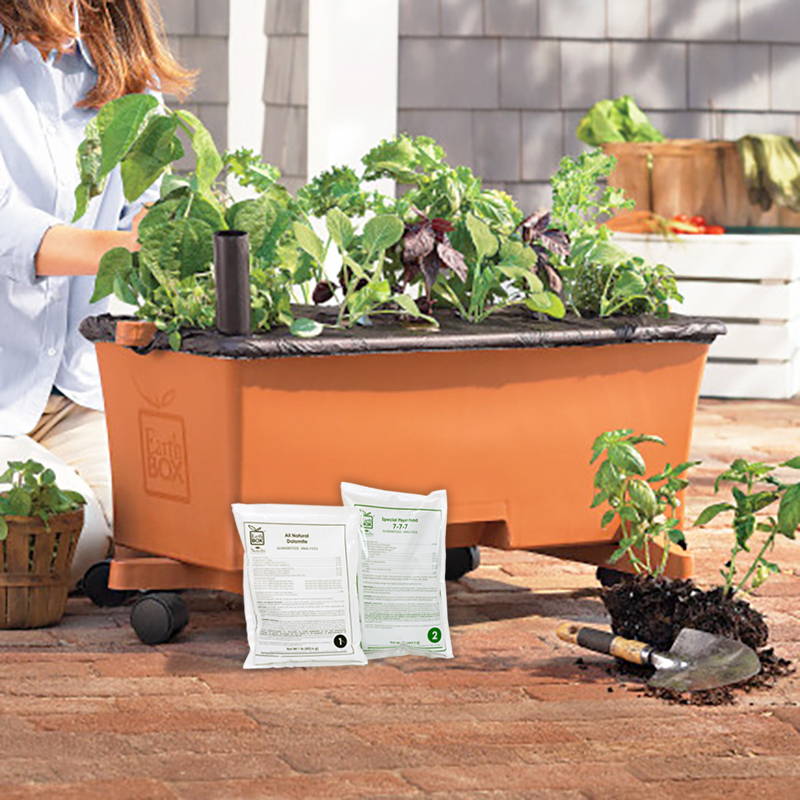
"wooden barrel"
0,509,83,628
603,139,800,228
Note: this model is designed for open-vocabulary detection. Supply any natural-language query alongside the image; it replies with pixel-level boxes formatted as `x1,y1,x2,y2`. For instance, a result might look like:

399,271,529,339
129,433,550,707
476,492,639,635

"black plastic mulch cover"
80,309,726,360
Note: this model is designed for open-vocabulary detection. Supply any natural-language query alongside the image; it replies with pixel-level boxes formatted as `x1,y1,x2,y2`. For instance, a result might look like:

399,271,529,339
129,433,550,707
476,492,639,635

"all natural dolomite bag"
340,483,453,660
231,504,366,668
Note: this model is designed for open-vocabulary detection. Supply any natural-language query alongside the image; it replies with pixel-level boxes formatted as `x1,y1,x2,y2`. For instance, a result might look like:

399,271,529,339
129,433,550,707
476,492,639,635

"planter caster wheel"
446,546,480,581
596,566,630,588
130,592,189,645
81,560,138,607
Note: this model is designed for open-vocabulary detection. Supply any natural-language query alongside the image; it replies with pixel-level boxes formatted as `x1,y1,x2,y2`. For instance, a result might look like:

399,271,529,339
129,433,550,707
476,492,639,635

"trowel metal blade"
647,627,761,692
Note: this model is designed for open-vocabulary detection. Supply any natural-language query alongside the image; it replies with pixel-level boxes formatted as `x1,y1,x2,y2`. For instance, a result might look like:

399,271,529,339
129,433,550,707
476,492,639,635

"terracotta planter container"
0,509,83,628
603,140,800,228
80,312,724,595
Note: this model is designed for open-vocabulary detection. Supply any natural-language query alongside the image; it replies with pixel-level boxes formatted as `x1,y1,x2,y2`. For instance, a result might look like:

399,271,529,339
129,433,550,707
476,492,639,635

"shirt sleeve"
0,152,61,283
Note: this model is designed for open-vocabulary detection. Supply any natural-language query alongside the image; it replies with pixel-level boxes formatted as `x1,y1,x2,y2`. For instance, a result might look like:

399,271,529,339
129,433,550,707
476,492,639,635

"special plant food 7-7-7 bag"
340,483,453,660
231,503,366,669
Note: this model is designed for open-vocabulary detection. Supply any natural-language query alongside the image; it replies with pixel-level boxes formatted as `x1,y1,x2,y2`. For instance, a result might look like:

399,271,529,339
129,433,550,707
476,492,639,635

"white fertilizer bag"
231,503,366,668
340,483,453,660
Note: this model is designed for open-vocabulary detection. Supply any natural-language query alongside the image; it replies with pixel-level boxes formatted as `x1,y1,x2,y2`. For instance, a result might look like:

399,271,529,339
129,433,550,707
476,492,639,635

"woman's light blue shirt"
0,30,159,435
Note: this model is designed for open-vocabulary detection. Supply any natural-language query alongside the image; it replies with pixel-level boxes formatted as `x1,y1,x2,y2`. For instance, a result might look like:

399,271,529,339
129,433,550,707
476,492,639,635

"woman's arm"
34,207,147,277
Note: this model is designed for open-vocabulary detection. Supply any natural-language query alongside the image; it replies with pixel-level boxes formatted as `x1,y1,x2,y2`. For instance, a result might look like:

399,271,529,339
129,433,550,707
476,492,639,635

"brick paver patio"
0,398,798,799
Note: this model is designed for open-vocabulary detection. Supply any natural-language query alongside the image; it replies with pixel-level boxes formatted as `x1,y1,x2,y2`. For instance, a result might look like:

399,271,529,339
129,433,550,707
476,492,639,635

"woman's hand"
34,205,149,276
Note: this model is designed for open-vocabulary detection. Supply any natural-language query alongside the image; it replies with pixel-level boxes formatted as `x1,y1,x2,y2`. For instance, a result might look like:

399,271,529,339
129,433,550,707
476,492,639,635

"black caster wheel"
81,560,138,607
130,592,189,645
445,546,481,581
596,566,630,588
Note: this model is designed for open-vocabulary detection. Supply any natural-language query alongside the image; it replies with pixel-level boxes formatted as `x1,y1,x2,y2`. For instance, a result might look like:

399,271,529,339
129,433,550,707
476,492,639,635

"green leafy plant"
76,94,309,348
695,458,800,594
75,98,684,345
550,150,682,318
591,430,696,577
576,95,664,146
0,460,85,540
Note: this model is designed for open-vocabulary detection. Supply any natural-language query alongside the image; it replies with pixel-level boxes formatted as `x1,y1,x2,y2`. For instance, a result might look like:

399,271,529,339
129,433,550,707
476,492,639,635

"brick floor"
0,398,799,799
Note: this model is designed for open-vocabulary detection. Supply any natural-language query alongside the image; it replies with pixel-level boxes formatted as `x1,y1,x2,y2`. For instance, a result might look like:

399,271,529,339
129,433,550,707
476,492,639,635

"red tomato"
672,214,691,223
690,215,706,226
704,225,725,234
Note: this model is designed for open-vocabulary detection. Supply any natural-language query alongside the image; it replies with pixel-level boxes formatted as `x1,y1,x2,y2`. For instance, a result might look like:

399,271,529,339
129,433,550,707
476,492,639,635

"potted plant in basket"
591,430,797,703
0,460,85,628
68,95,725,642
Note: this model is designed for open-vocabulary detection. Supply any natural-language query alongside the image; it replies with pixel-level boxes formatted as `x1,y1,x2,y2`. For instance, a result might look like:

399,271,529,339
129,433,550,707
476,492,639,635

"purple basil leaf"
312,280,334,303
519,209,550,243
436,238,468,281
420,251,442,290
538,261,564,294
403,223,435,262
540,229,570,259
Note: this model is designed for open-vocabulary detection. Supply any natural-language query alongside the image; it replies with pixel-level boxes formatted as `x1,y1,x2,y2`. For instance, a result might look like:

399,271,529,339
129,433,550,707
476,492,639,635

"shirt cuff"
0,201,61,283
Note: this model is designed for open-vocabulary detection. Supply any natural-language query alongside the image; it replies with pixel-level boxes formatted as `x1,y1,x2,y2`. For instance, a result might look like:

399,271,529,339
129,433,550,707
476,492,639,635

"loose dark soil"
602,576,794,705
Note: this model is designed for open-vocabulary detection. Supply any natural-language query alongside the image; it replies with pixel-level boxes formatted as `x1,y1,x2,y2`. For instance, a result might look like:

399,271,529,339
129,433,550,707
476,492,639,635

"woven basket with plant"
0,460,85,628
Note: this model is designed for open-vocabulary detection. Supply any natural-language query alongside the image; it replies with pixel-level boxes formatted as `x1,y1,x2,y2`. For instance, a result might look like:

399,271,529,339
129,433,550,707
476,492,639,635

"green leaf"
63,490,86,506
41,469,56,485
292,222,325,263
121,115,181,201
777,483,800,536
466,213,498,262
97,93,160,176
782,457,800,469
628,479,657,519
363,214,404,257
326,208,354,250
525,292,566,319
600,509,616,527
668,528,687,547
618,505,641,524
113,273,138,305
613,269,647,297
168,331,182,351
608,442,646,476
6,487,32,516
175,109,223,198
393,294,422,317
159,218,215,278
629,434,665,447
90,247,133,303
595,459,623,493
590,490,607,508
694,502,734,526
0,517,6,541
290,317,324,338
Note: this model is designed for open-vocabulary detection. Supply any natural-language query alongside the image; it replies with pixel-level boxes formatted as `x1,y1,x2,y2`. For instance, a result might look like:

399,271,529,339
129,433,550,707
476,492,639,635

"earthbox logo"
248,525,265,546
139,410,190,502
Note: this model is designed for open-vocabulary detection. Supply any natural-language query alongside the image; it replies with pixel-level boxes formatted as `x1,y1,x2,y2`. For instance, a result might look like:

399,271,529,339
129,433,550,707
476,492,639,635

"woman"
0,0,193,583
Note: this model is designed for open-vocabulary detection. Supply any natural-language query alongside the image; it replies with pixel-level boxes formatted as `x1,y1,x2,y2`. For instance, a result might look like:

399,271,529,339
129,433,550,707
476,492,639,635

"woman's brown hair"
0,0,195,107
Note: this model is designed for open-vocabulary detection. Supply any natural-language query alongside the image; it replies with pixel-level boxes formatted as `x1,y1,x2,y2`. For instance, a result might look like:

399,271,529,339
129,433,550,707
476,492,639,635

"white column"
307,0,399,197
227,0,269,198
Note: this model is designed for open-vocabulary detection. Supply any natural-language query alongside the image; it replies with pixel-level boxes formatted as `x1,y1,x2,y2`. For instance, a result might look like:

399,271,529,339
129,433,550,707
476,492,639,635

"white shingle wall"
261,0,308,193
398,0,800,215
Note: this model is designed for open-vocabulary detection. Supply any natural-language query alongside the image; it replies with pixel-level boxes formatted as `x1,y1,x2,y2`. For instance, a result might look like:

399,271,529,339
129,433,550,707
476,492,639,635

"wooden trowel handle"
556,622,652,666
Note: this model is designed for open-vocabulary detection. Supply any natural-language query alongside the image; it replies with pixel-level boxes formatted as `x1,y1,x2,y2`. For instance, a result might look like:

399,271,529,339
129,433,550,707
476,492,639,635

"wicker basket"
603,139,800,228
0,508,83,628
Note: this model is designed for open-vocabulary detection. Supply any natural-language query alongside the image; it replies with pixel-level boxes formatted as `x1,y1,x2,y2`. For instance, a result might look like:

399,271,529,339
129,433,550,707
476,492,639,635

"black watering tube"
213,230,251,335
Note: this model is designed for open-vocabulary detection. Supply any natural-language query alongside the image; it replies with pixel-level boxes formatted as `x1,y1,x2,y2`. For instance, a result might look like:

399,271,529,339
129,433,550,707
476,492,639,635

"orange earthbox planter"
81,312,724,596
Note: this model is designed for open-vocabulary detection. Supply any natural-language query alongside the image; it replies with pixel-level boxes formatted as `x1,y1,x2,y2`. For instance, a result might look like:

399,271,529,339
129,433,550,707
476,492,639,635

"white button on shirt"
0,28,160,435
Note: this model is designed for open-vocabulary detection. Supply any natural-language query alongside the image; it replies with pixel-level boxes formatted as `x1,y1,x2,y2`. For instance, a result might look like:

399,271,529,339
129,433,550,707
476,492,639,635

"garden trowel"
556,622,761,692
